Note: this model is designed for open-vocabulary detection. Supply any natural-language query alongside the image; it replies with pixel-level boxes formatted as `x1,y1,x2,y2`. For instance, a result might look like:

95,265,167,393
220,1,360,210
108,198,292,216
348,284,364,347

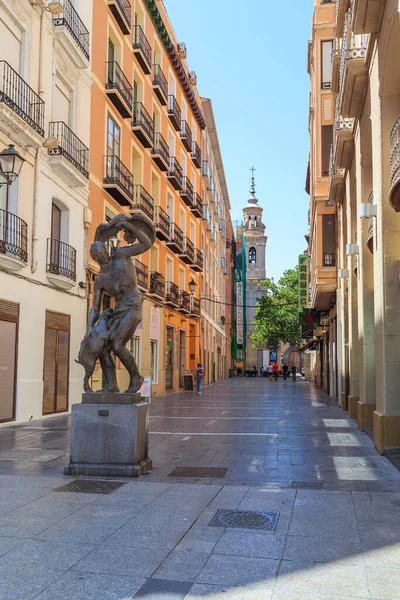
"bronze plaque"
0,320,16,421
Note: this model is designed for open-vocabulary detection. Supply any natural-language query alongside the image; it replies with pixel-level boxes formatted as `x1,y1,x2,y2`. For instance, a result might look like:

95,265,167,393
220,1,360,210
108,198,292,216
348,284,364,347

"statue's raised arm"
116,220,153,259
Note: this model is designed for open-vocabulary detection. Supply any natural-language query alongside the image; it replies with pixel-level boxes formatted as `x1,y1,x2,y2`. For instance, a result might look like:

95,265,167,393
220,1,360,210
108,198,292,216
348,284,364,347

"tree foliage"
252,266,301,349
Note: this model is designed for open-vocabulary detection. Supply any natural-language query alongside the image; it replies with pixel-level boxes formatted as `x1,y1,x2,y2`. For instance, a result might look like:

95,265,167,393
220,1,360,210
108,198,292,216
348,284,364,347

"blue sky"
164,0,312,281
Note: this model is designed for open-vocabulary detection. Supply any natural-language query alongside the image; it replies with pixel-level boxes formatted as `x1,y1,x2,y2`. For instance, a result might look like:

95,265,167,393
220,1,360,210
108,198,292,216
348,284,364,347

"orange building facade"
87,0,226,395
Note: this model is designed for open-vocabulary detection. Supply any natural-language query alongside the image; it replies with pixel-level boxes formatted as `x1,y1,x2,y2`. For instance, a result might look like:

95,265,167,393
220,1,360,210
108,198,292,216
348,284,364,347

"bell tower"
243,168,267,368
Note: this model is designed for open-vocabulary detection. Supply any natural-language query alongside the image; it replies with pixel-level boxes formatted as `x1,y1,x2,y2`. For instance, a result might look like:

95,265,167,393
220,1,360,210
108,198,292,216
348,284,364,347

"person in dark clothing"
291,364,297,381
282,363,289,380
196,363,204,393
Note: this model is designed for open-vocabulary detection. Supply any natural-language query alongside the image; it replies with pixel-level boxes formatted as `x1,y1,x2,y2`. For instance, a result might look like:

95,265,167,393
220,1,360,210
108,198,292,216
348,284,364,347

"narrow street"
0,378,399,599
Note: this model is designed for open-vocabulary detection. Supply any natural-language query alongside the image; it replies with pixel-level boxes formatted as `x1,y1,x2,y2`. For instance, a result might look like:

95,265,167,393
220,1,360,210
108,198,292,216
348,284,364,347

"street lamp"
189,278,197,312
0,145,25,213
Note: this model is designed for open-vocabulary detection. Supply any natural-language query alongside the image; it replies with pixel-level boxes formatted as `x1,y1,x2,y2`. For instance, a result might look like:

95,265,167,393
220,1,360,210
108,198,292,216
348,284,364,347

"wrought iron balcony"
0,61,45,137
135,258,148,291
151,132,169,171
103,155,134,206
0,210,28,263
367,191,374,253
155,206,170,241
152,63,168,106
53,0,90,65
46,238,76,282
191,192,203,218
149,271,165,299
166,223,184,254
328,145,345,205
190,297,201,317
130,185,154,220
191,248,203,273
180,120,192,152
336,0,350,38
339,23,368,118
202,160,211,186
202,204,211,230
180,176,194,207
105,61,133,118
179,236,195,265
133,25,151,74
191,141,201,168
167,156,183,190
48,121,89,179
168,95,181,131
390,115,400,211
107,0,131,35
179,290,191,314
165,281,180,307
132,102,154,148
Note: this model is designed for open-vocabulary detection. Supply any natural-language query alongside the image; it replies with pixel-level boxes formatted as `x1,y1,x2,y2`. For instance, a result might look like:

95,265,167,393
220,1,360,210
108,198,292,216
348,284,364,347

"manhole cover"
209,509,279,531
168,467,228,478
56,480,126,494
290,481,325,490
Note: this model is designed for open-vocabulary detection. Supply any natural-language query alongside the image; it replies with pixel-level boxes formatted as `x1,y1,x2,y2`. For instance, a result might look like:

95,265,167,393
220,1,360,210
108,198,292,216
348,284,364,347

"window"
321,40,333,89
107,115,120,157
129,336,141,369
150,340,158,383
321,125,333,176
249,247,256,264
54,76,72,125
322,214,336,266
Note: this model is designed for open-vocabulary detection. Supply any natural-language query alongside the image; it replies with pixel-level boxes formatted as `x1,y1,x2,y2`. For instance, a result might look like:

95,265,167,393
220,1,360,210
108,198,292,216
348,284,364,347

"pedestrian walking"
273,363,279,381
196,363,204,393
266,365,273,380
282,363,289,380
291,364,297,381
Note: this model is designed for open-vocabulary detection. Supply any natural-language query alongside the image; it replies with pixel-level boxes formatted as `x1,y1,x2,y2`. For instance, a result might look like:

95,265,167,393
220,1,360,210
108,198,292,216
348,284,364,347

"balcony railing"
167,156,183,190
155,205,170,240
133,25,152,74
168,95,181,130
166,281,180,306
103,155,134,205
191,192,203,218
202,160,211,184
180,176,194,206
191,141,201,168
390,115,400,191
195,249,203,270
0,210,28,262
135,259,148,290
132,102,153,148
0,61,45,136
53,0,90,61
152,63,168,105
169,223,184,251
132,184,154,220
190,297,200,316
106,61,133,117
46,238,76,281
151,132,169,171
179,290,191,313
180,120,192,151
48,121,89,178
107,0,131,35
183,236,195,263
149,271,165,299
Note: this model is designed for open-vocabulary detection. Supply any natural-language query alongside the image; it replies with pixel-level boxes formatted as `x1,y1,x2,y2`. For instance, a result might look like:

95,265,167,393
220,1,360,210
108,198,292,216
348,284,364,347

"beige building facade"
308,0,400,453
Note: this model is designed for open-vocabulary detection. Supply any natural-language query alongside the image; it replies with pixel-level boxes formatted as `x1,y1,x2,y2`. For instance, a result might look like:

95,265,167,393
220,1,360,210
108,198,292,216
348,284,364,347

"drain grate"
168,466,228,478
209,509,279,531
290,481,325,490
18,427,70,433
56,480,126,494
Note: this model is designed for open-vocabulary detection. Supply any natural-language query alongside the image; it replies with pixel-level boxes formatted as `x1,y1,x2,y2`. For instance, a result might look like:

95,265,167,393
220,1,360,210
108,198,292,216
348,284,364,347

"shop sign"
298,254,310,312
236,281,243,344
150,308,160,341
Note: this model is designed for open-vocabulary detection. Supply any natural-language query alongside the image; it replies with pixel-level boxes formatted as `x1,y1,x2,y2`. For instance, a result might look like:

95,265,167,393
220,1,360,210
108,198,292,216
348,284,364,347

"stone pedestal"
64,393,152,477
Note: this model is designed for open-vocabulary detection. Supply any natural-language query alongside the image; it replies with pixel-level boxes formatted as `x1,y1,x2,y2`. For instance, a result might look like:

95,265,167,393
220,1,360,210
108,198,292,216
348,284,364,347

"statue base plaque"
64,393,152,478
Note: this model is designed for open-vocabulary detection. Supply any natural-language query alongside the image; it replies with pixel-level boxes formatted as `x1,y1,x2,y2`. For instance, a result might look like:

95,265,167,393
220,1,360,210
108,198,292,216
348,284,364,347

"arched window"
249,247,256,264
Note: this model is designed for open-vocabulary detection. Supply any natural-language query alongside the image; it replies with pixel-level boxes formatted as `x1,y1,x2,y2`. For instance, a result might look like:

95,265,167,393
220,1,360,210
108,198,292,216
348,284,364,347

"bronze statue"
76,213,155,394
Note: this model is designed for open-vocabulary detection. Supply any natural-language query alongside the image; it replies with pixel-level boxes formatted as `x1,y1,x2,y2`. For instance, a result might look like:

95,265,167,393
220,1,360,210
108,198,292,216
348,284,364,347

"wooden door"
0,299,19,422
42,311,70,415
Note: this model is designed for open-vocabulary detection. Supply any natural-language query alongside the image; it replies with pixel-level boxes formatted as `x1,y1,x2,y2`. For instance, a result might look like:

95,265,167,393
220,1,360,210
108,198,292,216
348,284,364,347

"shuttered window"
0,299,19,422
321,40,333,89
54,78,71,125
0,20,21,73
42,311,70,415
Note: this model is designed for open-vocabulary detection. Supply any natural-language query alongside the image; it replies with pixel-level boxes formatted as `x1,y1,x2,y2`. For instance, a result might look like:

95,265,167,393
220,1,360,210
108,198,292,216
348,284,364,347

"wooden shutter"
42,311,70,415
0,20,21,73
54,78,71,125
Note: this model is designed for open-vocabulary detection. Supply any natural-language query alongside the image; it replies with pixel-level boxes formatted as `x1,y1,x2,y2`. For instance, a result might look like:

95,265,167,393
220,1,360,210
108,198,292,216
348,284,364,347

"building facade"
88,0,232,396
0,0,92,423
307,0,400,453
242,176,267,369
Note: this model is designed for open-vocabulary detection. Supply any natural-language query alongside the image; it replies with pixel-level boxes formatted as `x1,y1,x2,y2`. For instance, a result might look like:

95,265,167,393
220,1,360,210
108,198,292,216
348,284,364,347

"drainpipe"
31,8,46,273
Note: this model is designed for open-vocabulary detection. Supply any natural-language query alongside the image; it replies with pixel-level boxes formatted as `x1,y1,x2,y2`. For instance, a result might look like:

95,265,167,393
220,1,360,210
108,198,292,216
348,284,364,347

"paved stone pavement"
0,378,399,599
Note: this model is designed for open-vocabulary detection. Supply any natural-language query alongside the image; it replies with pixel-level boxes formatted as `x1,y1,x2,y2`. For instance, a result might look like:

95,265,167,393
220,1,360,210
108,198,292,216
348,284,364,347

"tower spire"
250,166,256,197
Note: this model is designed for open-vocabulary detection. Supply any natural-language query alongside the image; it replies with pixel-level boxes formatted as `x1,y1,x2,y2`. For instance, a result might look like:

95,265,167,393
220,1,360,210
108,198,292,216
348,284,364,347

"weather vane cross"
250,166,256,196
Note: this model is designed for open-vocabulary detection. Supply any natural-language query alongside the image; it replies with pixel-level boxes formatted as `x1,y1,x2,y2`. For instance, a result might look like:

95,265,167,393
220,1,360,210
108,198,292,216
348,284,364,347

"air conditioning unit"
177,42,187,58
189,71,197,86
